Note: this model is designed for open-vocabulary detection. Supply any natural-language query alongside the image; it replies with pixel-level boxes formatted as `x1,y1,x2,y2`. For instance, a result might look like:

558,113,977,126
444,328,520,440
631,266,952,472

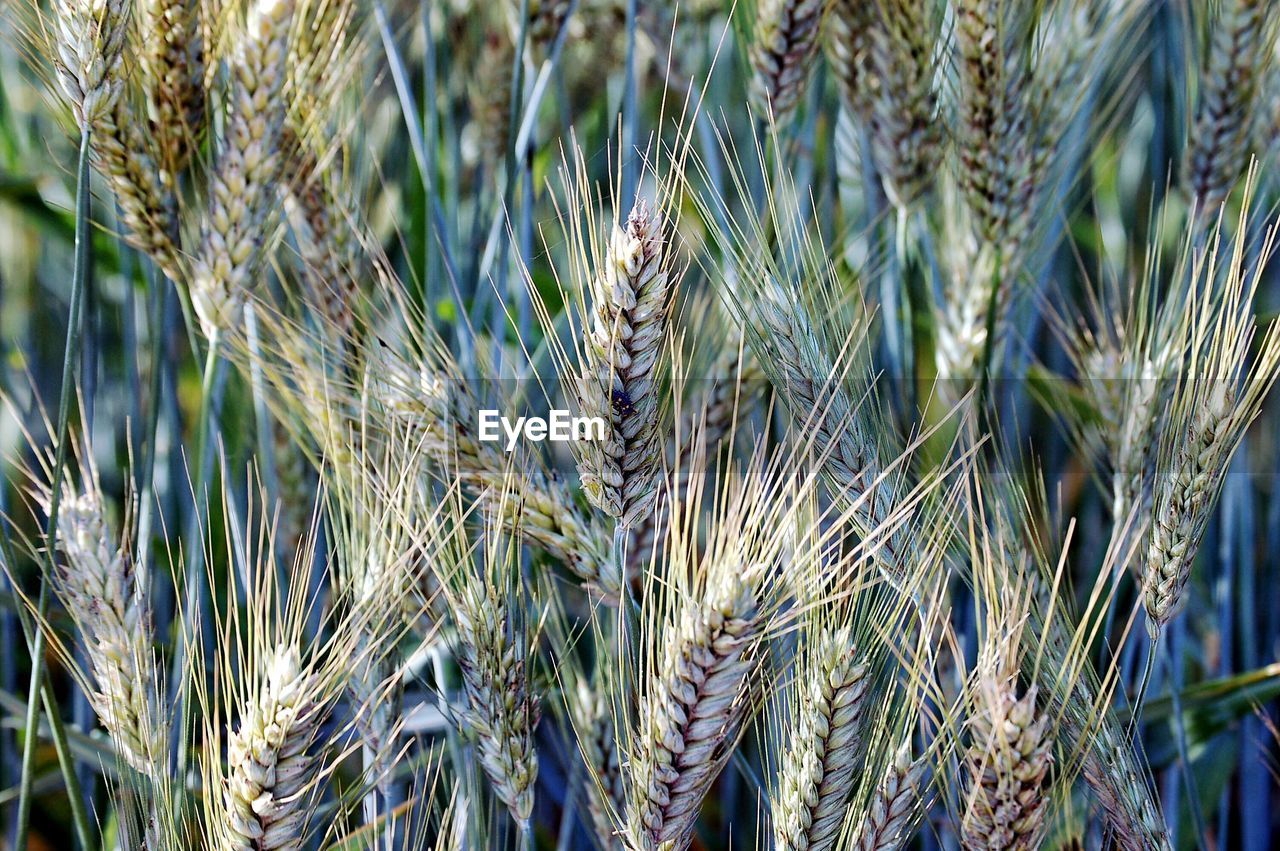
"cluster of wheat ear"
7,0,1280,849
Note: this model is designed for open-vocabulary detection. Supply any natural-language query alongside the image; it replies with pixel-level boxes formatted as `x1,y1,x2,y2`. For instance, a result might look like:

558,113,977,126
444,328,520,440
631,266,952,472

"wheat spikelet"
825,0,876,120
1184,0,1275,219
850,741,929,851
138,0,205,175
190,0,296,336
48,487,166,779
960,683,1050,850
867,0,942,208
222,645,324,851
577,199,673,528
284,144,362,340
624,562,766,850
953,0,1032,253
750,0,828,124
451,547,540,827
772,627,871,851
45,0,183,274
572,677,627,848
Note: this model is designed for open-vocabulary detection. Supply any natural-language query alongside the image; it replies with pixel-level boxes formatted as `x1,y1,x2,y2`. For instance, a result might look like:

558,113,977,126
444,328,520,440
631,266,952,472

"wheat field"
0,0,1278,849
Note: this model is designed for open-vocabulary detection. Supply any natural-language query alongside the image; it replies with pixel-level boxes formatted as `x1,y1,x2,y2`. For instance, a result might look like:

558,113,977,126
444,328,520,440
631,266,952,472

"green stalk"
15,126,94,851
170,326,224,807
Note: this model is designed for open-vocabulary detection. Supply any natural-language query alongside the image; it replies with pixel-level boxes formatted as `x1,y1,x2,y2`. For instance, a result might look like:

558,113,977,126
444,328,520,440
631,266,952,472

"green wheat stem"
171,324,224,812
15,125,93,851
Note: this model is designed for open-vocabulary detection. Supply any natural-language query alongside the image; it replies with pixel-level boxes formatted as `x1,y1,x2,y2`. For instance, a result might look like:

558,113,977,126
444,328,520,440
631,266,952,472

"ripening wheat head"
191,0,297,337
31,467,169,781
971,470,1171,851
20,0,184,276
622,447,825,851
750,0,829,124
1184,0,1279,221
437,493,541,829
825,0,877,121
682,153,925,577
138,0,206,175
552,184,677,528
199,485,418,851
866,0,943,209
1142,199,1280,635
771,622,873,851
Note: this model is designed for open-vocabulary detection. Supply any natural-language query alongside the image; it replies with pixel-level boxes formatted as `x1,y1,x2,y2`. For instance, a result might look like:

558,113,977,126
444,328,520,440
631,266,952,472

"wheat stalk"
773,627,872,851
750,0,828,124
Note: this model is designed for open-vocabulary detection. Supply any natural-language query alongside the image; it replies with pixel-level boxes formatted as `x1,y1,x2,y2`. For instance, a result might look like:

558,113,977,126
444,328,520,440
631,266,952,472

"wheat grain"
772,627,871,851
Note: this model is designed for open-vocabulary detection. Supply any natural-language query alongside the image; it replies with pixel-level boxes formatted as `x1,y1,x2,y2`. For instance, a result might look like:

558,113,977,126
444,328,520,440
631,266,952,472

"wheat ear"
48,0,182,275
577,199,673,528
139,0,206,175
49,488,166,779
1143,218,1280,635
960,683,1050,851
851,741,930,851
222,645,324,851
624,562,767,850
773,627,872,851
825,0,876,120
452,559,540,827
867,0,942,208
190,0,296,336
627,346,763,578
572,677,628,849
750,0,829,124
1184,0,1275,220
